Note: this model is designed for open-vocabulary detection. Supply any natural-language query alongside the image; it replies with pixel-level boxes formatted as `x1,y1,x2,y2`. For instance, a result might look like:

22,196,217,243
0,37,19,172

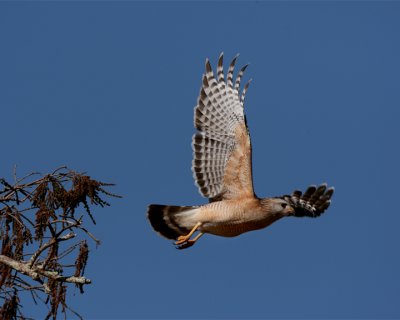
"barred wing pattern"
280,184,335,218
192,53,254,201
147,53,335,250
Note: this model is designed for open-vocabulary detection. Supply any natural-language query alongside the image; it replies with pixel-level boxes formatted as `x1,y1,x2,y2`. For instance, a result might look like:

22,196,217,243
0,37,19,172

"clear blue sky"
1,1,400,319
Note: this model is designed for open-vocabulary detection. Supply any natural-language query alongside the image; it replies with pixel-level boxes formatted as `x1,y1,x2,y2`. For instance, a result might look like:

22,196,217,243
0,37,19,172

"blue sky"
1,1,400,319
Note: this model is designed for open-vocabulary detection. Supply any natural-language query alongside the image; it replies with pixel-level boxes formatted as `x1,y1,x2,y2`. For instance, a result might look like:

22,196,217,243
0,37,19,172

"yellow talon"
174,222,203,249
175,233,204,250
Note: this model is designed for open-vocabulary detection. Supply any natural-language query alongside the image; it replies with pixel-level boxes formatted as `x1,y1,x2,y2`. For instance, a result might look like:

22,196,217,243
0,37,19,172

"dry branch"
0,167,120,320
0,255,91,285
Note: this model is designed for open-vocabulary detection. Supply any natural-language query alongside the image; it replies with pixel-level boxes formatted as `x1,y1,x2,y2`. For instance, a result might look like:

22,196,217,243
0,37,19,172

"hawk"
147,53,334,249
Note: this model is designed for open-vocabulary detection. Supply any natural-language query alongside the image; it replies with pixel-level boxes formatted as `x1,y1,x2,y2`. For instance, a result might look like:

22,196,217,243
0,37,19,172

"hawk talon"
146,54,335,250
175,235,190,244
175,240,196,250
174,222,202,246
174,231,204,250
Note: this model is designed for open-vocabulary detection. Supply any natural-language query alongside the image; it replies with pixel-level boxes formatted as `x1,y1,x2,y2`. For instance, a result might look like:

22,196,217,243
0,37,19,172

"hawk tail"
147,204,199,240
281,183,335,218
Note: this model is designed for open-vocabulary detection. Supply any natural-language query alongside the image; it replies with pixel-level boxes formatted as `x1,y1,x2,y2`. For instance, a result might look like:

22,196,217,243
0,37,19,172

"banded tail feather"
280,183,335,218
147,205,199,240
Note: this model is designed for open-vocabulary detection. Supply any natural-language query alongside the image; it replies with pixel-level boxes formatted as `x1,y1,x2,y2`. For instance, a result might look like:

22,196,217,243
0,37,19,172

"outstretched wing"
281,184,335,217
192,53,254,201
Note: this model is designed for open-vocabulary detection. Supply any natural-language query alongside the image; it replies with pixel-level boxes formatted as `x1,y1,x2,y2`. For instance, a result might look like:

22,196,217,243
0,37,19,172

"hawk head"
267,198,296,217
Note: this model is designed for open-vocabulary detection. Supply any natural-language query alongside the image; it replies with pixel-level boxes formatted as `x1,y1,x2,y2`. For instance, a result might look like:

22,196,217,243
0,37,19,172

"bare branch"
27,233,76,268
0,255,91,285
1,167,120,319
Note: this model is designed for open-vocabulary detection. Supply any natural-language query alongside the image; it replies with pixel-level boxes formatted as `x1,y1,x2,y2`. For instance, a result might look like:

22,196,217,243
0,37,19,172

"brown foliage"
0,167,120,319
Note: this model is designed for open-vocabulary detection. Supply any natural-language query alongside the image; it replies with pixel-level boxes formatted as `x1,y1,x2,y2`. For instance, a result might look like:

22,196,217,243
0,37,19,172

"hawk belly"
198,199,282,237
147,53,334,249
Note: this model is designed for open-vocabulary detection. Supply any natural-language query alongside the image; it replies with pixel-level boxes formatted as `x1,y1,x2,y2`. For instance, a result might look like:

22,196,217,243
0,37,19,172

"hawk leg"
175,222,203,250
176,232,204,250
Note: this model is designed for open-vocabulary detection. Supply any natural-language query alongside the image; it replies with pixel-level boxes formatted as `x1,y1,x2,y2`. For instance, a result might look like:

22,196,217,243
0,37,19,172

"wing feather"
227,55,239,89
280,184,335,217
192,53,254,201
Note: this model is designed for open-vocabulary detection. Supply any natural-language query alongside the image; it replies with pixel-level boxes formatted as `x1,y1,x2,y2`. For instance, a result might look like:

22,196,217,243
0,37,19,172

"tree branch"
27,233,76,268
1,167,120,319
0,255,91,285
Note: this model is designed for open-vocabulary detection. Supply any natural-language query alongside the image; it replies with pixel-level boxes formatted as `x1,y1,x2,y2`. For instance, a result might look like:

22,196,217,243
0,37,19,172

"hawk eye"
281,203,287,209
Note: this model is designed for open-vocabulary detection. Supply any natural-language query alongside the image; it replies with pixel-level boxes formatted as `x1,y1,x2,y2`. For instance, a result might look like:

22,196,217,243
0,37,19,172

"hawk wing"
192,53,255,202
281,184,335,218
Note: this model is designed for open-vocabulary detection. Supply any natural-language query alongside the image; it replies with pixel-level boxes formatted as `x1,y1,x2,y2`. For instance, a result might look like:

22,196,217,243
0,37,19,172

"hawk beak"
288,206,295,215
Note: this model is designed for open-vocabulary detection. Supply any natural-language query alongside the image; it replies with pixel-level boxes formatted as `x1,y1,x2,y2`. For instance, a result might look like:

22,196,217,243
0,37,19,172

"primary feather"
192,53,254,201
147,53,335,250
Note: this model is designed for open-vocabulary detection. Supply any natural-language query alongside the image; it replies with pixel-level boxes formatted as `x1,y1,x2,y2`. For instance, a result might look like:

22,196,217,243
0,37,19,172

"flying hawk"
147,53,334,249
